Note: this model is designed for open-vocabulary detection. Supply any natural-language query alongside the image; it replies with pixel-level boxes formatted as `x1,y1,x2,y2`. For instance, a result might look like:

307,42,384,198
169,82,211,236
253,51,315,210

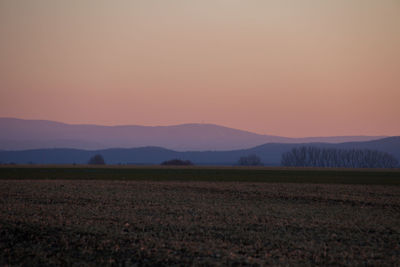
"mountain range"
1,137,399,166
0,118,387,151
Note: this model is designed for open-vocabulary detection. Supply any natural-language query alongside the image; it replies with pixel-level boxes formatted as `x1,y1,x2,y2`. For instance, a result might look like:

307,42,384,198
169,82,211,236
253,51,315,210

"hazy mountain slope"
1,137,398,166
0,118,386,151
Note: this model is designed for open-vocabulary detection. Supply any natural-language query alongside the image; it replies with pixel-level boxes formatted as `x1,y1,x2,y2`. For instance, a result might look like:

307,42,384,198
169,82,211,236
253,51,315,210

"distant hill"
1,137,399,166
0,118,387,151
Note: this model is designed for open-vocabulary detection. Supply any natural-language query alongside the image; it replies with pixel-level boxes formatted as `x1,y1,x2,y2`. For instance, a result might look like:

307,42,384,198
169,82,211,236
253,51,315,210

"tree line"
281,146,398,168
86,148,399,168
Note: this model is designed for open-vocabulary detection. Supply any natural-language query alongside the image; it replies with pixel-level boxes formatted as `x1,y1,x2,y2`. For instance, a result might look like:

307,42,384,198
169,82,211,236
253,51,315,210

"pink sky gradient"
0,0,399,137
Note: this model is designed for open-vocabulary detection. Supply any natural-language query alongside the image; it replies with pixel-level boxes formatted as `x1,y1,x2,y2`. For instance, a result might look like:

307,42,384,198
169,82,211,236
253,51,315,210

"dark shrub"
237,155,263,166
161,159,194,166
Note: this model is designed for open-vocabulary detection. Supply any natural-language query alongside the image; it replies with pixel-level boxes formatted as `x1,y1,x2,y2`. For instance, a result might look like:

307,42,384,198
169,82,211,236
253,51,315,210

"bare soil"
1,180,399,266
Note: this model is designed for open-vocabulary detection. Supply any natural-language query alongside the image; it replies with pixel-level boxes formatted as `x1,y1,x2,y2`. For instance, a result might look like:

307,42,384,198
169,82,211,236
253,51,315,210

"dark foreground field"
1,176,400,265
1,166,400,185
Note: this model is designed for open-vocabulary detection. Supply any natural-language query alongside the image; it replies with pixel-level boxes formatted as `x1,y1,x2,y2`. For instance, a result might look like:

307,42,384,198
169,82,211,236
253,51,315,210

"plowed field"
1,179,399,265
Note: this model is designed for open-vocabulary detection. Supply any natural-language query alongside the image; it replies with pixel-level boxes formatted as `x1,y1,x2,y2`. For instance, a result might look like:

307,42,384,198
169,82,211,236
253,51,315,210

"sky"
0,0,399,137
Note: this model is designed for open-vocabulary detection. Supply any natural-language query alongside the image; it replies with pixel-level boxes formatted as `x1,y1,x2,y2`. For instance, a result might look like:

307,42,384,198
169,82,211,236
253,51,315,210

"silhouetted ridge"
0,137,398,167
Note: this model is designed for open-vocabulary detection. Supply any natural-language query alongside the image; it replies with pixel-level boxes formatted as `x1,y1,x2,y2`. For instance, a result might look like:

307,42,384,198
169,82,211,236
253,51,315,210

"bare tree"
88,154,106,165
281,147,398,168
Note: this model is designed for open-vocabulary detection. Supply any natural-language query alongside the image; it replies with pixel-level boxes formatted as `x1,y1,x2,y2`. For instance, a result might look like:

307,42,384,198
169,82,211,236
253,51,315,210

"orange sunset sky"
0,0,399,137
